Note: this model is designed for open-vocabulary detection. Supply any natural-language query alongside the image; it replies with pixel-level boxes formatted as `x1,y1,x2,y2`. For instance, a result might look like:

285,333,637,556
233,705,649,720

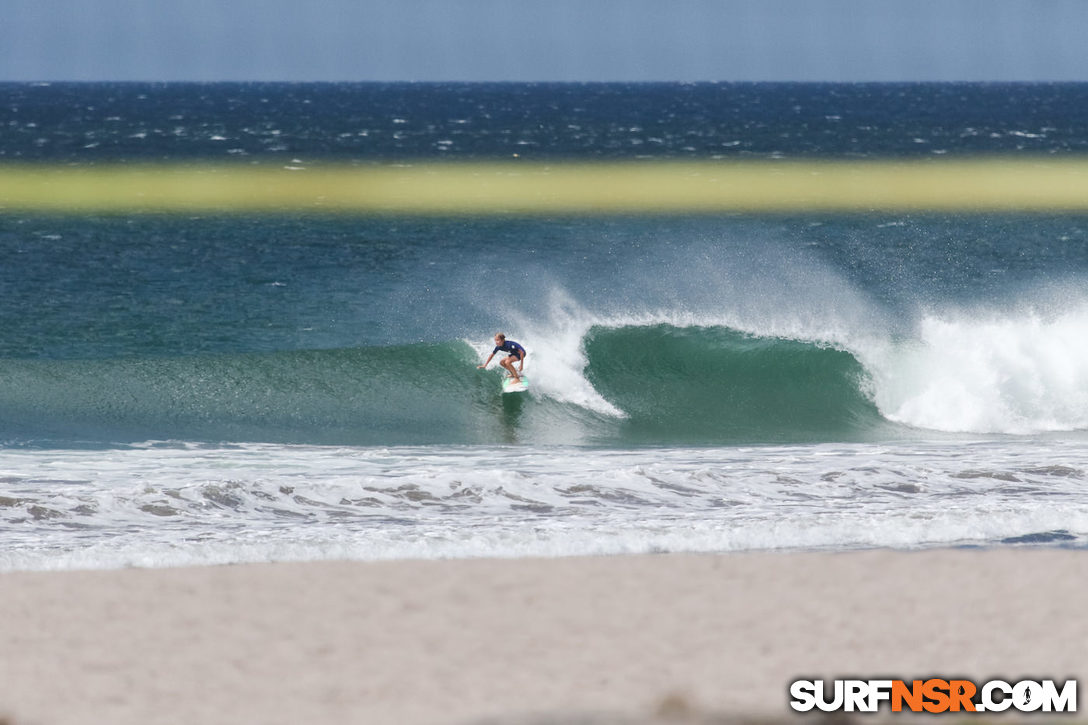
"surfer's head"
494,333,506,344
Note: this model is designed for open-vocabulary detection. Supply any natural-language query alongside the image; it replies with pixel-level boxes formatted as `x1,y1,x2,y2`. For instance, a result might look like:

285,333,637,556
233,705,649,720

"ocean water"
2,82,1088,570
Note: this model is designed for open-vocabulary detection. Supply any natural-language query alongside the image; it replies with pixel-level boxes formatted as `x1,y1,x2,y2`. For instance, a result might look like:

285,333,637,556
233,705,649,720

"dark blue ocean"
2,82,1088,569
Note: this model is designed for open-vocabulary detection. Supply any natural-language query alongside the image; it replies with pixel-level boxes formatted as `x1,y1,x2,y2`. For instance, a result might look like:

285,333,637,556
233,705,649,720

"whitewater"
3,82,1088,569
4,438,1088,571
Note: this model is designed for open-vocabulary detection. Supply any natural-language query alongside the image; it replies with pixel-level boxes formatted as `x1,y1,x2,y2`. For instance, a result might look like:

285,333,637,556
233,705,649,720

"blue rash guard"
493,340,526,359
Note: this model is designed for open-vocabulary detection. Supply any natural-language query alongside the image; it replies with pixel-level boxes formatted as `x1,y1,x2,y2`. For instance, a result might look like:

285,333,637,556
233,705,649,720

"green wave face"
0,342,505,445
0,329,891,447
584,325,885,444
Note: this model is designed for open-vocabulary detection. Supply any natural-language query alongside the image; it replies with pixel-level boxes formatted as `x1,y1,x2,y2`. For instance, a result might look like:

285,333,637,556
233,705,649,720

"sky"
2,0,1087,82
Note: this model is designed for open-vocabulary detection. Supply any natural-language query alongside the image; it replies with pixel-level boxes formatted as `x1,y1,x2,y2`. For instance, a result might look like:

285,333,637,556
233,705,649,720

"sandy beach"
0,549,1084,725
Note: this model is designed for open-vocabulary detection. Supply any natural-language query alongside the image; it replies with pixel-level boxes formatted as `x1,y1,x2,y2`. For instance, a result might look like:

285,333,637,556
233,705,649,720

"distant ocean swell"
5,311,1088,447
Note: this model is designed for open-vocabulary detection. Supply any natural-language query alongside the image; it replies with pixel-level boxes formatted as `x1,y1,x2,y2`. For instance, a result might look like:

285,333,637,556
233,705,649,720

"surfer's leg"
500,356,521,382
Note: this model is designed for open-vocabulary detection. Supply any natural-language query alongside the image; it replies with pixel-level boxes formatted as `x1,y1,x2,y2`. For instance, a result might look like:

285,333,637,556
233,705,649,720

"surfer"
478,333,527,384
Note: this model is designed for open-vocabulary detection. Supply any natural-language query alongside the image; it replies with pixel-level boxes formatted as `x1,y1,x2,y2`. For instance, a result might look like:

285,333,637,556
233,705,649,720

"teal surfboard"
502,375,529,393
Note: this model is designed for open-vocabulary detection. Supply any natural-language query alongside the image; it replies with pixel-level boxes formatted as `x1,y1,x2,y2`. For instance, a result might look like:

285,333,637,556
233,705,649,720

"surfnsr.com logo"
790,679,1077,713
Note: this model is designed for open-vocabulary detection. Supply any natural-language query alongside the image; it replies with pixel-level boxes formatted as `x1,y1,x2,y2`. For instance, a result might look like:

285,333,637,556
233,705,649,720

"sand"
0,549,1084,725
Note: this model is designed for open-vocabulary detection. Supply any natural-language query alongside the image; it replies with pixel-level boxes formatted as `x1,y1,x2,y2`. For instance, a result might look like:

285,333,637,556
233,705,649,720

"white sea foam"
0,440,1085,571
508,288,624,416
864,305,1088,434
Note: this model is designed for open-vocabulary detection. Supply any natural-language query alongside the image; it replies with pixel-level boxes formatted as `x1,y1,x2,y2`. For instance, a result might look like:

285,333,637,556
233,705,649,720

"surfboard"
502,375,529,394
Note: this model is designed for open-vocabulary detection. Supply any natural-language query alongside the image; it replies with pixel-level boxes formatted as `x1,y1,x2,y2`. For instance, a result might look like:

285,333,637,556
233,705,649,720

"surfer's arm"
477,352,495,369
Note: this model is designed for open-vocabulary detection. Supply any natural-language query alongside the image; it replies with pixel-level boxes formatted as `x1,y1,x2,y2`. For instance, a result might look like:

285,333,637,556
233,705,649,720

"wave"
865,306,1088,435
583,325,884,442
0,328,882,447
0,343,504,445
4,306,1088,446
